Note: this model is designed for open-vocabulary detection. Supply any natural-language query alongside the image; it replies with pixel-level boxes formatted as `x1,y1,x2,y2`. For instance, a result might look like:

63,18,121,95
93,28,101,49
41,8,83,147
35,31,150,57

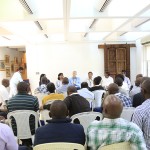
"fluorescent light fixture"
135,19,150,28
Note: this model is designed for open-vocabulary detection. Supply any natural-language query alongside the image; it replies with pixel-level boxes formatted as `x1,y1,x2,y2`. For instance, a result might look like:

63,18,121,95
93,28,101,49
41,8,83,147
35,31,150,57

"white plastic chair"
7,110,39,141
33,142,85,150
120,107,135,121
40,109,51,124
71,112,103,134
34,93,48,107
92,90,105,108
98,142,130,150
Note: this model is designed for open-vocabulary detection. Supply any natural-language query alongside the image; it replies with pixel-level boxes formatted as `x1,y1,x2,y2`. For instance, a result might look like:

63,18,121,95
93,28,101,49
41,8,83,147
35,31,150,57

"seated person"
64,86,91,117
87,95,147,150
108,83,132,107
78,82,94,100
42,83,64,106
7,82,39,147
39,74,50,86
89,76,104,92
69,71,81,90
34,100,85,146
114,77,129,97
35,76,49,94
0,122,18,150
56,77,69,96
55,73,64,89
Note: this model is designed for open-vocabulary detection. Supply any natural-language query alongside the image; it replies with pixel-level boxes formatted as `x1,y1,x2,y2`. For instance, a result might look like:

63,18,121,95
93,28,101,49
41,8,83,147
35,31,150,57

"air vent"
96,0,112,12
19,0,33,14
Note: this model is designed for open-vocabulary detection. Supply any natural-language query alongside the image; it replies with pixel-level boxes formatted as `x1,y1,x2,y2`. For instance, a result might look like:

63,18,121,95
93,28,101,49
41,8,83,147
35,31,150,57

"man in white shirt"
101,72,113,89
0,79,9,112
87,72,93,88
9,67,23,98
122,70,131,90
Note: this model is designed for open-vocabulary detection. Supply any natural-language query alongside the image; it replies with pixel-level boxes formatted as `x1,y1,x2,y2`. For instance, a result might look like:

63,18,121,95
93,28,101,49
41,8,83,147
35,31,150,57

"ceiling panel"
69,19,93,32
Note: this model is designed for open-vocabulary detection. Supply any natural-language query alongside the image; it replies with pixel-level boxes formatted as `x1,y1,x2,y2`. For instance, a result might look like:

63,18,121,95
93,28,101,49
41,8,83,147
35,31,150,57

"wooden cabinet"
103,44,130,79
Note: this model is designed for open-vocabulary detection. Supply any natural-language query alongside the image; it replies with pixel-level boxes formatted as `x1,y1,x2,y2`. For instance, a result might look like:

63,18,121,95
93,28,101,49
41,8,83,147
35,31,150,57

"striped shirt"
132,99,150,149
7,93,39,136
115,93,132,107
87,118,147,150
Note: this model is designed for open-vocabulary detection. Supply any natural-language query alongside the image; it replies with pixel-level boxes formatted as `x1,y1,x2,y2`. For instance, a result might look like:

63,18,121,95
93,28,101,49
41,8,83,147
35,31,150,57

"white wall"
26,42,104,91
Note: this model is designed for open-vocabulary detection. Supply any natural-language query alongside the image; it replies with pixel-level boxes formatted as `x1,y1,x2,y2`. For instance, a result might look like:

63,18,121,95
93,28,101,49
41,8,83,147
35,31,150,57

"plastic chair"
71,112,103,134
121,107,135,121
92,90,105,108
7,110,38,141
34,93,48,107
98,142,130,150
40,109,51,124
33,142,85,150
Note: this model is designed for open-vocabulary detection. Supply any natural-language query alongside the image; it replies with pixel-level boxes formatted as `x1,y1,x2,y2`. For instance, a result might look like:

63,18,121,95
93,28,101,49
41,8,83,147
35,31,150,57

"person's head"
93,76,102,86
49,100,68,119
81,82,88,89
2,79,9,87
135,77,142,87
115,74,124,81
114,77,123,87
67,86,77,95
103,95,123,119
17,82,29,93
72,71,77,78
141,78,150,100
41,76,48,85
105,72,110,78
62,77,69,85
47,83,55,93
18,67,24,73
40,74,46,81
136,74,143,79
58,73,64,80
108,83,119,94
121,70,126,76
88,72,93,79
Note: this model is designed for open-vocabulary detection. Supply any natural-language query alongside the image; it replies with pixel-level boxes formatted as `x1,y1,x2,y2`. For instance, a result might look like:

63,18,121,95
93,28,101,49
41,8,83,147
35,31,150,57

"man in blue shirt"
69,71,81,89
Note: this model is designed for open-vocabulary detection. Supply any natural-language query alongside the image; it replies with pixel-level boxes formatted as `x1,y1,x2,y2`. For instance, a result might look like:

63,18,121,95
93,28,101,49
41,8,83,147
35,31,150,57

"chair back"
40,109,51,124
121,107,135,121
34,93,48,107
33,142,85,150
92,90,105,108
98,142,130,150
71,112,103,134
7,110,38,139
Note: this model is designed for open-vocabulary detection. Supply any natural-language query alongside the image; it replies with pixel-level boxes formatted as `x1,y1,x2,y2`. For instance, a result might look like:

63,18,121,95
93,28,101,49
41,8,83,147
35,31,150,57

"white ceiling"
0,0,150,46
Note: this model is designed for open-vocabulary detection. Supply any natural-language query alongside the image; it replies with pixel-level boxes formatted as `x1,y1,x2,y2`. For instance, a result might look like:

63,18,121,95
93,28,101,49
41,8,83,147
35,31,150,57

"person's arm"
4,125,18,150
75,77,81,88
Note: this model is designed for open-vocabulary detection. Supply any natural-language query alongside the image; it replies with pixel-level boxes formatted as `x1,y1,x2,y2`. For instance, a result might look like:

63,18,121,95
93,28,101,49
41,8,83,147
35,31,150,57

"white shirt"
78,88,94,100
9,71,23,97
0,85,9,109
55,80,62,89
87,78,93,87
0,123,18,150
101,76,114,89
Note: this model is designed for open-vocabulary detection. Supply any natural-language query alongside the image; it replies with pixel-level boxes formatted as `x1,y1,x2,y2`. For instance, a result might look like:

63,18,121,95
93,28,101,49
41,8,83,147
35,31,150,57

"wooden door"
104,44,130,79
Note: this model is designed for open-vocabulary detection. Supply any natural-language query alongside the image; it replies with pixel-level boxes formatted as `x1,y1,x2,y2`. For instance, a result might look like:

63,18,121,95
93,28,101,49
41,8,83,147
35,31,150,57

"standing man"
69,71,81,90
9,67,23,97
87,72,93,88
122,70,131,90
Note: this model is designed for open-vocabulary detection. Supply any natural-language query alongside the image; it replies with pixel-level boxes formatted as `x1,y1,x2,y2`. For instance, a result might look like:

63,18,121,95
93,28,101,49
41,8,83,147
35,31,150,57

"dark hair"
41,76,48,84
67,86,77,94
58,73,63,80
105,72,110,76
122,70,126,73
47,83,55,93
115,77,123,86
18,67,23,71
93,76,102,85
17,82,29,93
115,74,124,81
88,72,93,74
81,82,88,88
62,77,69,84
